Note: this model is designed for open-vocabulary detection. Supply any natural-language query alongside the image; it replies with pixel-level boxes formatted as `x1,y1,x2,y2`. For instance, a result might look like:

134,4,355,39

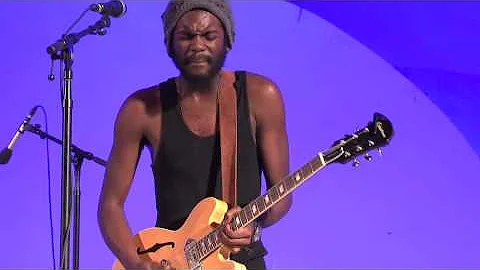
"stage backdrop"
0,1,479,268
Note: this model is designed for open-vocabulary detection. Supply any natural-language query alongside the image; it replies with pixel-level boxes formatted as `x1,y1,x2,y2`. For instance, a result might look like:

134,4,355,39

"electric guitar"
112,112,394,270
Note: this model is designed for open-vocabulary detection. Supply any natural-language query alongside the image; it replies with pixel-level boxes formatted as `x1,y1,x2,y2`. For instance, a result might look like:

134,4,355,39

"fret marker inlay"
235,216,241,226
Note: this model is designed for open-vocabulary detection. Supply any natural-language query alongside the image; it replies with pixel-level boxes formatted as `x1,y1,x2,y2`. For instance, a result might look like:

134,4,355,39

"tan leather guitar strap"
218,71,237,207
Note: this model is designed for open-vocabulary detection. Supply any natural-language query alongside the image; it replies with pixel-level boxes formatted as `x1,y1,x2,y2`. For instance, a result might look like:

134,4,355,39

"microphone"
89,0,127,18
0,106,39,165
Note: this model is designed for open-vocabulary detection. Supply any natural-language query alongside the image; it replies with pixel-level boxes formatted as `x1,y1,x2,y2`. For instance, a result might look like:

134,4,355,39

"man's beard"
172,50,227,86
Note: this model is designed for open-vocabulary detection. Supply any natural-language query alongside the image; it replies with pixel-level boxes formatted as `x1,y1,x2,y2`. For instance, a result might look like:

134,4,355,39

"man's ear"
224,35,231,52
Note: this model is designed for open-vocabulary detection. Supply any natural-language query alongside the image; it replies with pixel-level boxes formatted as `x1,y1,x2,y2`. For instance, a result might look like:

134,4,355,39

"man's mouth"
187,56,210,64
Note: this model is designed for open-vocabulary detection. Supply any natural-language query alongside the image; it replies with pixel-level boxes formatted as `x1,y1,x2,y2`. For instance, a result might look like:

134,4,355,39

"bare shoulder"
244,71,285,121
113,84,163,137
244,71,282,97
120,85,162,116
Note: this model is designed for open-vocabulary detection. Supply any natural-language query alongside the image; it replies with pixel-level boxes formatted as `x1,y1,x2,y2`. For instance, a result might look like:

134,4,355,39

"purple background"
0,1,479,268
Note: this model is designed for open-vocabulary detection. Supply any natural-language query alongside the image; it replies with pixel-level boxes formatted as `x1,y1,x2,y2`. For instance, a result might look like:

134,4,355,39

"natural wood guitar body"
112,197,245,270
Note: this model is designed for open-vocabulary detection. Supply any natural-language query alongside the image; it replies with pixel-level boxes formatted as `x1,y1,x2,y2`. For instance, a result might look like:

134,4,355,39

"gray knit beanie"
161,0,235,54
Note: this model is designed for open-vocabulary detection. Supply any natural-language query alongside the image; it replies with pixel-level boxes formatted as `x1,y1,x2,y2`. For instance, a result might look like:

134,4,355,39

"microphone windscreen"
0,148,12,164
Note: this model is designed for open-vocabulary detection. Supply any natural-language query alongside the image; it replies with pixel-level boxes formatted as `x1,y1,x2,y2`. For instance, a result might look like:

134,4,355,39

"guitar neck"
191,148,344,261
230,152,329,231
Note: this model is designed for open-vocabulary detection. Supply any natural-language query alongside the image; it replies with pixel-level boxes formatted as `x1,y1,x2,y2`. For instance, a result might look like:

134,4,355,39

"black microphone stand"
46,15,111,270
25,123,106,270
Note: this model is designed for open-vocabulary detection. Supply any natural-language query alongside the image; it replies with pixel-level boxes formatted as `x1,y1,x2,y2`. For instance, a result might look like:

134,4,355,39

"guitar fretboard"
230,153,326,231
188,152,331,262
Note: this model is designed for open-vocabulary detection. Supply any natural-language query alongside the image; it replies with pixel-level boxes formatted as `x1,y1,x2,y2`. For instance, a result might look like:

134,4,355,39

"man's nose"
190,34,205,51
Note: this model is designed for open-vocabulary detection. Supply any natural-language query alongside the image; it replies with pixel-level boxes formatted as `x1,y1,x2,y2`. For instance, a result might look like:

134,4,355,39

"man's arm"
250,73,292,228
98,94,148,268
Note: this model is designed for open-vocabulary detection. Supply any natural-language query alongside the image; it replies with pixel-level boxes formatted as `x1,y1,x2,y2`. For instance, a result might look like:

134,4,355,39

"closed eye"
176,31,219,41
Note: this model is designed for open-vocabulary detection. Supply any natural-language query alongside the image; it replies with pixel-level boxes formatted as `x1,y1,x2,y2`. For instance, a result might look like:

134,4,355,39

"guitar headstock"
324,113,394,166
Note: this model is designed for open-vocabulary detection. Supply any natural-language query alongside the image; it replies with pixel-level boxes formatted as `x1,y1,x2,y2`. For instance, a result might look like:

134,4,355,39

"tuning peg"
352,159,360,167
364,153,372,161
368,140,375,147
97,28,107,35
377,148,383,156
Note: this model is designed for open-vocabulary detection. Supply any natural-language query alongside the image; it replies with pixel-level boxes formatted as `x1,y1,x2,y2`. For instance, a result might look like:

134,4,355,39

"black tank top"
152,71,262,230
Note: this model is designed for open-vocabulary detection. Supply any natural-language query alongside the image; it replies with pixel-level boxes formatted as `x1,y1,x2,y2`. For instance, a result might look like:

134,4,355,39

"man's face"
171,9,227,83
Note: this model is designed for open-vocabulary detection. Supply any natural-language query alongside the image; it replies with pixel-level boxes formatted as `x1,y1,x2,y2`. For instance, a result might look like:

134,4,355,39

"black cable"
57,12,90,269
59,55,64,105
38,105,56,270
48,7,95,269
58,58,73,270
63,8,90,36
